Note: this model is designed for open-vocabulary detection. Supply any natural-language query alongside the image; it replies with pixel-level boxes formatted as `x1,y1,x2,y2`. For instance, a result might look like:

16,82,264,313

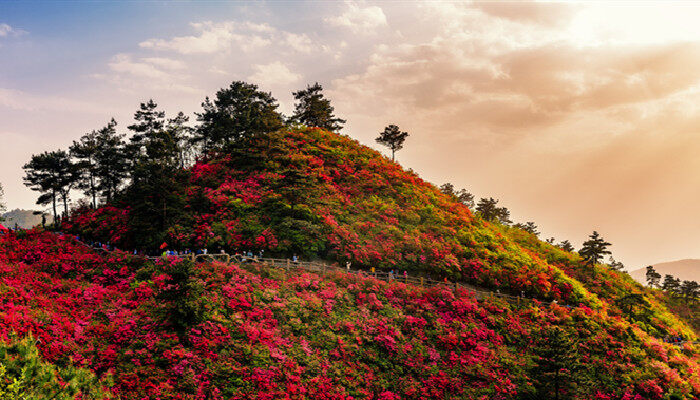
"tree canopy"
376,124,409,161
193,81,284,151
290,82,345,132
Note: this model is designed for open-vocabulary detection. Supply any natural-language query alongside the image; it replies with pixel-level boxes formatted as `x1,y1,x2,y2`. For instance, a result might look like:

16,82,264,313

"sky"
3,1,700,270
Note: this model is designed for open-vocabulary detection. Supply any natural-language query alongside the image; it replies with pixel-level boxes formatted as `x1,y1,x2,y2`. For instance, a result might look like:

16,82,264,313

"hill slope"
66,127,696,338
1,230,699,399
1,208,52,229
631,260,700,284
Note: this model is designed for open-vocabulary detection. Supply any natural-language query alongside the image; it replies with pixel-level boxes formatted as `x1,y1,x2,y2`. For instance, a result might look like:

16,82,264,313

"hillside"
1,208,52,229
631,260,700,285
66,128,696,338
1,230,699,399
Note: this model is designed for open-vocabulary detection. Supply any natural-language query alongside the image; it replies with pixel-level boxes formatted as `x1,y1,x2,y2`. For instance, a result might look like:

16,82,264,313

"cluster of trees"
646,266,699,302
438,183,625,275
22,81,353,224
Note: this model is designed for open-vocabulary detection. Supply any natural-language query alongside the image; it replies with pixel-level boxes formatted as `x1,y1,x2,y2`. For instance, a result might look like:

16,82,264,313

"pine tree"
23,151,78,222
70,129,100,208
476,197,511,225
578,231,611,278
530,326,581,400
514,221,539,236
0,333,110,399
439,183,474,208
128,99,165,149
94,119,129,203
168,111,195,168
193,81,284,151
607,256,624,271
376,124,409,161
557,240,575,252
662,274,681,295
645,265,662,288
290,82,345,132
679,280,699,303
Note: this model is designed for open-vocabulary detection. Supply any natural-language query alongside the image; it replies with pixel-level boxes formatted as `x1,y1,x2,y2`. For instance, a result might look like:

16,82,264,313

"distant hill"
1,208,53,229
630,259,700,285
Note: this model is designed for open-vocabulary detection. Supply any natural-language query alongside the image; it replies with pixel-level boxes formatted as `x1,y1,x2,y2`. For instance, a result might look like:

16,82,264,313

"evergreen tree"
168,111,195,168
375,124,409,161
290,82,345,132
514,221,539,236
545,237,556,244
615,293,648,318
530,326,581,400
645,265,662,288
662,274,681,295
607,256,624,271
0,333,110,399
557,240,575,252
128,99,165,149
680,280,699,303
70,129,100,208
193,81,284,151
23,151,78,221
578,231,611,277
439,183,474,208
476,197,511,225
94,119,129,203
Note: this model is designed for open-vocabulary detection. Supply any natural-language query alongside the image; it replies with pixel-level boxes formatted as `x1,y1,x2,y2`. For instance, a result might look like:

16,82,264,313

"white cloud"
139,21,274,54
141,57,187,70
248,62,301,86
109,54,170,79
325,1,388,33
284,33,313,53
0,23,13,37
0,23,26,39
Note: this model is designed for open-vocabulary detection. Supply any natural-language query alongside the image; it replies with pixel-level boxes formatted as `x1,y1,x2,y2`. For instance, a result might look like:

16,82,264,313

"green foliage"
290,82,345,132
527,326,581,400
476,197,511,225
439,183,474,209
0,333,110,399
193,81,284,151
22,150,78,221
375,124,409,161
647,265,662,288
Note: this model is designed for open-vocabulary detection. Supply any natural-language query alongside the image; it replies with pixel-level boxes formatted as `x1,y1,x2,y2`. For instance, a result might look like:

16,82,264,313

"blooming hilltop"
1,127,697,398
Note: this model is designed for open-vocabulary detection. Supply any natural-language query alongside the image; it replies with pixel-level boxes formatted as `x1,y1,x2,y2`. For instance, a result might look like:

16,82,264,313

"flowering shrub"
0,231,698,398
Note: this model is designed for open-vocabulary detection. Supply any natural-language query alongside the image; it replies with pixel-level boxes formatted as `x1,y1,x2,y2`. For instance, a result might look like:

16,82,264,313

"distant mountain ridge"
1,208,53,229
630,259,700,285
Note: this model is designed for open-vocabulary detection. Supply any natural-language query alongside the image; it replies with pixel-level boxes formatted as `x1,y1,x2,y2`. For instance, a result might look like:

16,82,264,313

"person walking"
346,261,351,271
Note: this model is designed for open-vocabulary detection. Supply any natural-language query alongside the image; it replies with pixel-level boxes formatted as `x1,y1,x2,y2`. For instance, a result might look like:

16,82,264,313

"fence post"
286,259,290,270
420,277,424,288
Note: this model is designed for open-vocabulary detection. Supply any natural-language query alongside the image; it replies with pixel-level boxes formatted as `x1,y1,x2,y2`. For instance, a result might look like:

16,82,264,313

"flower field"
0,230,698,398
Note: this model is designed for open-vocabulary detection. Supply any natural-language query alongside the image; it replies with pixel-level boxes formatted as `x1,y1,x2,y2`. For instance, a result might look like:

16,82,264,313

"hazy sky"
3,1,700,269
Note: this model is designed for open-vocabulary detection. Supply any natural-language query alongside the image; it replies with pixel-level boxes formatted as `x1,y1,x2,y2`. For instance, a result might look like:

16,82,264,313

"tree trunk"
90,174,96,208
62,193,68,217
51,192,57,224
555,369,560,400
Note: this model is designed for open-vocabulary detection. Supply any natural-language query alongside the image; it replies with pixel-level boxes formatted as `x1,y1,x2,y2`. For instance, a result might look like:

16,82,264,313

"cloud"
472,1,578,27
248,62,301,86
99,54,200,94
0,23,26,39
325,1,387,33
139,21,275,54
